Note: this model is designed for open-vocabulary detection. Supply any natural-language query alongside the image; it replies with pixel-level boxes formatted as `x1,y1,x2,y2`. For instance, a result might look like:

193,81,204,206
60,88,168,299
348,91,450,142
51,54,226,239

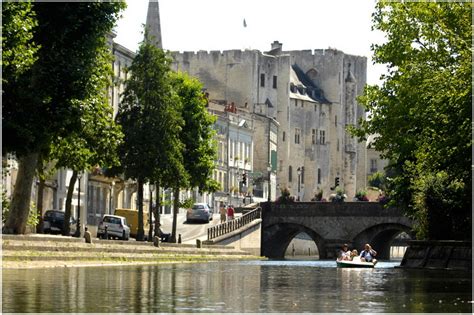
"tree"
351,1,471,239
168,72,218,242
117,32,185,241
50,45,123,236
2,2,125,234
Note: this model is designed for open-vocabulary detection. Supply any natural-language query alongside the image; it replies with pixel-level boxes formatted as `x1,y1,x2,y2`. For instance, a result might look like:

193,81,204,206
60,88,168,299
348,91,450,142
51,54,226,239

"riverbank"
1,234,264,269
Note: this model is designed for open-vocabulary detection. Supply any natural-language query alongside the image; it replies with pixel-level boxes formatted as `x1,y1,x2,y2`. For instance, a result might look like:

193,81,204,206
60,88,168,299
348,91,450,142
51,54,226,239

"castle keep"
170,41,367,200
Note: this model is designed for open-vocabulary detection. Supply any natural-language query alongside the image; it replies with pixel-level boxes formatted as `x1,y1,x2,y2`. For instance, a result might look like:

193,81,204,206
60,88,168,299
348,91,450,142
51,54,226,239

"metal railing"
207,207,261,241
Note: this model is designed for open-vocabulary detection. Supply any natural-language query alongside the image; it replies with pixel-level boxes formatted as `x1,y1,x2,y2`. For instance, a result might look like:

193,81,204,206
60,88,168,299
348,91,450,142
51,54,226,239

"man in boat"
360,243,377,264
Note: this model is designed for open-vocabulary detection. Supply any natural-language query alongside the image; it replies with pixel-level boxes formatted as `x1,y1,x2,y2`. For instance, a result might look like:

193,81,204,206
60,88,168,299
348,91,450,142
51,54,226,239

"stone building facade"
170,41,367,200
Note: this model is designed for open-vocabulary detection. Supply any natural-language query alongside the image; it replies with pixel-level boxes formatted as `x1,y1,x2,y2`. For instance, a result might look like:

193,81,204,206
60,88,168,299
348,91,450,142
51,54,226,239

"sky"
114,0,387,85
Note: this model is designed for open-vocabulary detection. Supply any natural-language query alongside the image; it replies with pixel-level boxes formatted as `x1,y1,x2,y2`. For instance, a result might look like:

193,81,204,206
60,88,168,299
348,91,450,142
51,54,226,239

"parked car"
97,215,130,240
186,203,213,223
43,210,76,235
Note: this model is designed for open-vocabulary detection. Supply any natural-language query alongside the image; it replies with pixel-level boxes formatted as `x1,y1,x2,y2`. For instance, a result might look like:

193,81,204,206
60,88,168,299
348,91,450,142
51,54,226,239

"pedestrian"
219,203,227,223
227,204,235,221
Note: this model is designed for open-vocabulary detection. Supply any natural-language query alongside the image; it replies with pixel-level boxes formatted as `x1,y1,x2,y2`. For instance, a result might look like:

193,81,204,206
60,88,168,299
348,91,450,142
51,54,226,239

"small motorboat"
336,259,376,268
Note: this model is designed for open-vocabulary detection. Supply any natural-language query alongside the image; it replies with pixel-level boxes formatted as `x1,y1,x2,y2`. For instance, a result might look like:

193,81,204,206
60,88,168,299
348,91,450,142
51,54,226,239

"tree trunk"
3,152,39,234
136,178,145,241
36,177,45,233
148,184,153,242
63,170,78,236
170,186,179,243
154,181,161,238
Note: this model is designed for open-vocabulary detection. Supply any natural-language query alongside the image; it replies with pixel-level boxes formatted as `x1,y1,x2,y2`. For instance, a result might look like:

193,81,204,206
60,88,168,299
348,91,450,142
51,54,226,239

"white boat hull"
336,260,375,268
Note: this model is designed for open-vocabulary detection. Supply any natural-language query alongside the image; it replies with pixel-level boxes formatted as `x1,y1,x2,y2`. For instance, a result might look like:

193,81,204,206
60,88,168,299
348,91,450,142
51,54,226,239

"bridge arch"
352,223,413,260
261,223,326,259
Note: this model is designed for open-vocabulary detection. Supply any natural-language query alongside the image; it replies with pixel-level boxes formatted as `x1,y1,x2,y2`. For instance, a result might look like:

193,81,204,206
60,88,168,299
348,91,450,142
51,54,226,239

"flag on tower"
243,18,247,27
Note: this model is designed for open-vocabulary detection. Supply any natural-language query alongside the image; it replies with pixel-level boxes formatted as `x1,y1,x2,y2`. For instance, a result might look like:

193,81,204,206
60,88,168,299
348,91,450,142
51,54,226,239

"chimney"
271,41,283,51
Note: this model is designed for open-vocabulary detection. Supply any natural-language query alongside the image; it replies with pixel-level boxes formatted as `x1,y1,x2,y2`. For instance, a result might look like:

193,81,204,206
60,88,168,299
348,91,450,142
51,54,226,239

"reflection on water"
2,260,472,313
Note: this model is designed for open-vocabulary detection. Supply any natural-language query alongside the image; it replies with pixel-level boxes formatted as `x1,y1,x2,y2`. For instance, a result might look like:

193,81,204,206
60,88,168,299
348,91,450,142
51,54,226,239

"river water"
2,260,472,313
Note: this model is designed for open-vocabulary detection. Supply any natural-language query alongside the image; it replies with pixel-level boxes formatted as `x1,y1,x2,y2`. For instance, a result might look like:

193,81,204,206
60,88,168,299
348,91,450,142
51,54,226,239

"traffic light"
242,173,247,185
335,177,340,187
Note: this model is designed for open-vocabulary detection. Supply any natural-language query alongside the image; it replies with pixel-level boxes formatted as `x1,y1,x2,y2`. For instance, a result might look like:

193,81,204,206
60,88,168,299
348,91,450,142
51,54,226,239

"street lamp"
267,163,272,202
74,172,82,237
297,167,302,201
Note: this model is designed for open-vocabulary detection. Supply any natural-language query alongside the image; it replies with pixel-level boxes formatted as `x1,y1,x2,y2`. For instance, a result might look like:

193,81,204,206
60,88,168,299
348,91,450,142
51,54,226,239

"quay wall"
400,240,471,271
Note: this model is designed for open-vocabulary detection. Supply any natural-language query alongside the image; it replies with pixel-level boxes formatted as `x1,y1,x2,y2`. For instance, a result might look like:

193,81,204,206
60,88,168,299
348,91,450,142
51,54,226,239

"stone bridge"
261,202,414,260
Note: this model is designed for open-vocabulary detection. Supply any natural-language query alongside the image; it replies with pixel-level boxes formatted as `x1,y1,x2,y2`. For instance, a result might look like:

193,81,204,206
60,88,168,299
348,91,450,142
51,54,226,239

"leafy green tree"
168,72,218,241
1,2,38,83
351,1,471,239
2,2,125,234
117,32,185,241
50,45,123,236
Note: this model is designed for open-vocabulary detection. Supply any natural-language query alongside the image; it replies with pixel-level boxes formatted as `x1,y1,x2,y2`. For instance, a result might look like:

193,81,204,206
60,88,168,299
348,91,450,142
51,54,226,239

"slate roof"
290,64,331,104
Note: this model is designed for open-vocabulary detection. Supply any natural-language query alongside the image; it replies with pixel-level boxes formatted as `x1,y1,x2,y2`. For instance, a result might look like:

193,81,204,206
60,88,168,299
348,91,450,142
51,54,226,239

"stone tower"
145,0,163,48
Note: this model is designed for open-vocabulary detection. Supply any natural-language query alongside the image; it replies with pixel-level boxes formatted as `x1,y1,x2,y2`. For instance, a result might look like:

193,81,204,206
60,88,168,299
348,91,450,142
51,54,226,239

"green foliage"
170,71,218,193
117,32,185,186
1,2,39,83
351,1,471,239
3,2,126,158
51,44,123,173
311,190,323,201
277,187,294,204
2,196,38,229
178,198,195,209
368,171,386,190
413,171,470,240
2,191,10,221
355,190,369,202
331,187,346,203
2,1,126,234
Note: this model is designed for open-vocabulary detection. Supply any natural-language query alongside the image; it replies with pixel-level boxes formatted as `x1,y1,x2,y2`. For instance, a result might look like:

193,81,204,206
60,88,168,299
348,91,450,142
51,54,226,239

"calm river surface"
2,260,472,313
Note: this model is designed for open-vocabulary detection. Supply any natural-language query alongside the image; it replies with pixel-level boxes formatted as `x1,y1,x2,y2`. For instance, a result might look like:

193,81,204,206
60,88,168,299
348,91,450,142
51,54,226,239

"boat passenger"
338,244,351,261
350,249,361,262
360,244,377,263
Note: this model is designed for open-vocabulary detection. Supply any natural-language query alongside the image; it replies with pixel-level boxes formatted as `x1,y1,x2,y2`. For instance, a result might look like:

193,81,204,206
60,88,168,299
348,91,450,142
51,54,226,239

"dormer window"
290,83,296,93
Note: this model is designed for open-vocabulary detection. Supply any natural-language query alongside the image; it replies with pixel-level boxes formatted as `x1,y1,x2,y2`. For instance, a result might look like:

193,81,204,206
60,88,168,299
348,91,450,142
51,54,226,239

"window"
317,168,321,184
312,129,316,144
295,99,298,107
337,139,340,151
335,115,338,127
279,160,283,172
301,167,305,184
288,165,293,182
282,131,286,142
370,159,378,173
273,76,277,88
260,73,265,87
295,128,301,144
319,130,326,145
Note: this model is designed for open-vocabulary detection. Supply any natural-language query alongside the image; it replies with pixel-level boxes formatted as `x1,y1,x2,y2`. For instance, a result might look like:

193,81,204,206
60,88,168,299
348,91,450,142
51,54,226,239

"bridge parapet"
261,201,405,217
208,207,261,241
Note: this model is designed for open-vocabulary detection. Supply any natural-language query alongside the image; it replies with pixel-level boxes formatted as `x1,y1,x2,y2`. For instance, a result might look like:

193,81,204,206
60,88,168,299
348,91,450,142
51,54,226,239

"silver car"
186,203,213,223
97,215,130,240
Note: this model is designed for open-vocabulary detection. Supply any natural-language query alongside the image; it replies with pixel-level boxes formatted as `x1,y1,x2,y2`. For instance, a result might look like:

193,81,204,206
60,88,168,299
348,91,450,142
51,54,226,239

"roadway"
159,212,241,244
